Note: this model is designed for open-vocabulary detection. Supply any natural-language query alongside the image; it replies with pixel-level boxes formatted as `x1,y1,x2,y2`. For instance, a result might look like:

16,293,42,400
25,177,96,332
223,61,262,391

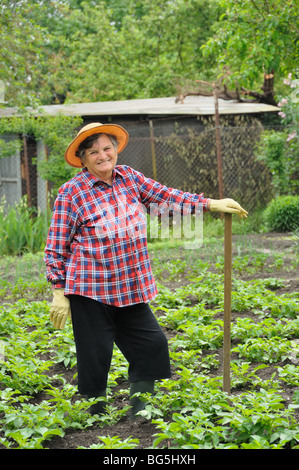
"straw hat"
64,122,129,167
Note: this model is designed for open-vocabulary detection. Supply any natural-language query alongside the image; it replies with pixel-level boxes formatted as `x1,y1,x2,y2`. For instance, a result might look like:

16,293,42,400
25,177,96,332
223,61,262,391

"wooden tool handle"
223,213,232,393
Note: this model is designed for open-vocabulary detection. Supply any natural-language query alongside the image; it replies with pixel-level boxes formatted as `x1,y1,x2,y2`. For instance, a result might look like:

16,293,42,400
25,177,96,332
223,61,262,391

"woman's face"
83,134,118,183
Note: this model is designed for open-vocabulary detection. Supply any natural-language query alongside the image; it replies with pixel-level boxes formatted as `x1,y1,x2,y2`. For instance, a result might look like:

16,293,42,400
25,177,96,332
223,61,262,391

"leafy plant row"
146,273,299,449
0,261,299,448
0,300,130,449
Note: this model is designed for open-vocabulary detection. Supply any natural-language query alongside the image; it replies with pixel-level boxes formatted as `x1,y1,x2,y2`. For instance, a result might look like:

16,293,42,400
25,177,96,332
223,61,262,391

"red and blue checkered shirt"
44,166,209,306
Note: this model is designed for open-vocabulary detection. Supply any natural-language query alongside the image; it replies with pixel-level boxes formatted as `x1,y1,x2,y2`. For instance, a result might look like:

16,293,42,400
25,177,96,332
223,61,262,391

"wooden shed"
0,95,279,210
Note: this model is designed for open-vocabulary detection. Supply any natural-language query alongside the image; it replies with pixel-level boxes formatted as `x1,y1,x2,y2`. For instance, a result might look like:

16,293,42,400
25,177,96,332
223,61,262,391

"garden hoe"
223,213,232,394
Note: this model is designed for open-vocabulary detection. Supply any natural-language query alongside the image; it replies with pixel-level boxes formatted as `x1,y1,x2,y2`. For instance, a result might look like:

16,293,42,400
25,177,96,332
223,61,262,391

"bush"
263,196,299,232
0,196,50,255
255,130,290,195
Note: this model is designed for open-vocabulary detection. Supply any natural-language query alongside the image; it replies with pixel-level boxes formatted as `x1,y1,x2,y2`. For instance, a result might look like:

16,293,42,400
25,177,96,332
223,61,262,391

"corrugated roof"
0,95,279,118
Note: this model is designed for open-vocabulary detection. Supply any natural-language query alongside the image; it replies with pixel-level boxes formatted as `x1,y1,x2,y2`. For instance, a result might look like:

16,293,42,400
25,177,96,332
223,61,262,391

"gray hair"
76,133,119,165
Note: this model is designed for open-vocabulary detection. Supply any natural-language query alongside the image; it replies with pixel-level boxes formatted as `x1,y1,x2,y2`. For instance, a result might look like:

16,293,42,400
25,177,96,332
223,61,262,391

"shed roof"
0,95,279,118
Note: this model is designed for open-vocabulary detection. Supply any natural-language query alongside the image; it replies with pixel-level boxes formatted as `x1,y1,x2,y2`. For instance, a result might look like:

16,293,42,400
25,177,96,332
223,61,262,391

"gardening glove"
50,289,71,329
209,198,248,219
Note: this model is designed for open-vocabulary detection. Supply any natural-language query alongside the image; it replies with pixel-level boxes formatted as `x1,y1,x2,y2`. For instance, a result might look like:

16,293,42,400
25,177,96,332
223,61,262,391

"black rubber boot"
129,380,155,420
87,390,107,416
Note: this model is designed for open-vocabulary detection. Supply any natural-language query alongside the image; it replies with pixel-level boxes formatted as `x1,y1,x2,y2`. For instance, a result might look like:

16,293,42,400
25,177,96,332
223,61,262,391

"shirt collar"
81,167,123,188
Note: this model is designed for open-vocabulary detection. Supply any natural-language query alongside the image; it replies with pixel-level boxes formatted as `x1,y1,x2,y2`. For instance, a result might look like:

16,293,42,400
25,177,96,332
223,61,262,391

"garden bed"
0,232,298,449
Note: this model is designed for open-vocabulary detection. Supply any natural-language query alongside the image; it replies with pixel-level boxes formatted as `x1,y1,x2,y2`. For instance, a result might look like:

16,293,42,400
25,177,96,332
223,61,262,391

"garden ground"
0,230,298,449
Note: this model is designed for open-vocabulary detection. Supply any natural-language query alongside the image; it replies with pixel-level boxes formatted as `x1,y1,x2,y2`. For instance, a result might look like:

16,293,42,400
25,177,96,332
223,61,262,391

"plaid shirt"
44,166,209,306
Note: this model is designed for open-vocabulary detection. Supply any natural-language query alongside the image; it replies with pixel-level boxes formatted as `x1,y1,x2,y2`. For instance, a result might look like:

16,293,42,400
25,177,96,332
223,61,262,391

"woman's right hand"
50,289,71,329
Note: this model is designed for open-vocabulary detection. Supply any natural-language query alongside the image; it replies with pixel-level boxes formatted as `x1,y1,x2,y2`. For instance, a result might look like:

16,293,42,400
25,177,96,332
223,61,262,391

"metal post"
22,135,32,207
213,86,224,200
149,120,157,181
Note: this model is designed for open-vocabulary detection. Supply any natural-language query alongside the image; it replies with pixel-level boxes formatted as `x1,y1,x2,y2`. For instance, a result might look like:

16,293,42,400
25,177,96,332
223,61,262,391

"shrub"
0,196,50,255
263,195,299,232
255,130,290,195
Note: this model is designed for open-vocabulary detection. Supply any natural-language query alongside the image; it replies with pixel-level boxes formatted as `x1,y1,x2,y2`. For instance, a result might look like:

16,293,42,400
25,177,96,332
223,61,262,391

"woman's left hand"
209,198,248,218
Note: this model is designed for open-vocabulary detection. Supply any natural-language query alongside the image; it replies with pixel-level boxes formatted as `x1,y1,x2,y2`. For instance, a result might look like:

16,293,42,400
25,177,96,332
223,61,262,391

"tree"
1,0,223,106
202,0,299,103
5,0,297,107
0,0,68,107
60,0,222,102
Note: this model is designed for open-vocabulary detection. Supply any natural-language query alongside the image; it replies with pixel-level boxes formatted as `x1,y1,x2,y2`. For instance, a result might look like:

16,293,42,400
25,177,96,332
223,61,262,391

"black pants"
70,295,172,397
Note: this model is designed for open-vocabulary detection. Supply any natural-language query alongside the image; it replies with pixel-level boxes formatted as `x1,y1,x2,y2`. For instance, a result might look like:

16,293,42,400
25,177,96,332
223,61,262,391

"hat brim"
64,124,129,168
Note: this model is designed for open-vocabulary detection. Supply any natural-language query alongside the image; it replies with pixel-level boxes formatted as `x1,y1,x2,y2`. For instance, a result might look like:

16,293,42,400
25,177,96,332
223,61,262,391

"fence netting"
118,119,277,213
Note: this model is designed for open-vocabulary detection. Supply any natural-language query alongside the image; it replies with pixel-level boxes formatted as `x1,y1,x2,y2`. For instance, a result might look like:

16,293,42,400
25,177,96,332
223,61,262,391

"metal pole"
213,86,224,200
22,135,32,207
223,213,232,393
149,120,157,181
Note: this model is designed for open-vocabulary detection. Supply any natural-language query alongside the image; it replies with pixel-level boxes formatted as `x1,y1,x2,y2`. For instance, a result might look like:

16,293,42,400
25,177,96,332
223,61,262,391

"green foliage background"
0,1,298,210
0,0,297,107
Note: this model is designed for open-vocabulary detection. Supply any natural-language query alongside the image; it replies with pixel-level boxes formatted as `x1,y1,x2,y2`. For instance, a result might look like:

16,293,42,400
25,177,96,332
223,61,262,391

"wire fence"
119,121,276,212
2,117,280,213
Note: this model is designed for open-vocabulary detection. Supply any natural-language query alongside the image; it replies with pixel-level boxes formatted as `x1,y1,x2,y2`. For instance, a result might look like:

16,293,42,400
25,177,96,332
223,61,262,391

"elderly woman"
44,122,247,419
